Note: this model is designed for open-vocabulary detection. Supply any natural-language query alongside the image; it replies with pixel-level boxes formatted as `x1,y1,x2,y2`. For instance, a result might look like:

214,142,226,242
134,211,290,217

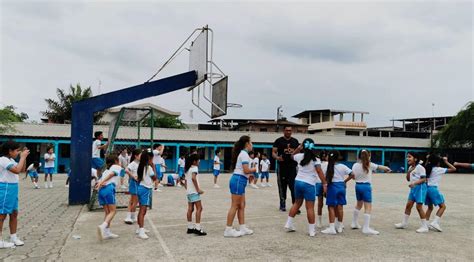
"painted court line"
154,215,281,228
147,216,175,262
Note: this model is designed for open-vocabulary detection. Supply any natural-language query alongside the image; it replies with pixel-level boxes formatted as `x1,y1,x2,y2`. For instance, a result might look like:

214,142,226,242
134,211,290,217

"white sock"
125,212,131,219
100,222,108,229
363,214,371,229
353,209,360,225
188,222,194,229
433,215,441,224
308,223,315,232
195,223,201,230
132,212,137,219
402,214,409,225
139,227,144,234
10,233,17,240
421,219,428,228
226,226,233,231
287,216,294,225
329,223,336,230
239,224,247,230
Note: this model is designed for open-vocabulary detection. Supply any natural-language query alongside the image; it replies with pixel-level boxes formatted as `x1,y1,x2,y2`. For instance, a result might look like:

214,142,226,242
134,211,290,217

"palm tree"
42,84,102,123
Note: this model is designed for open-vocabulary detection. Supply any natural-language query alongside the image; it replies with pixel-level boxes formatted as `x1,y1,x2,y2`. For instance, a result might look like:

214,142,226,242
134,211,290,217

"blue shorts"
98,183,116,206
326,182,347,206
315,183,324,197
91,158,104,169
128,178,138,195
155,165,163,180
137,185,152,206
229,174,248,195
178,167,185,178
0,182,18,214
261,172,269,179
252,172,259,179
28,171,39,178
213,169,220,177
294,180,316,201
187,193,201,203
167,174,175,186
425,186,445,206
119,169,126,178
408,183,427,204
44,167,54,174
355,183,372,203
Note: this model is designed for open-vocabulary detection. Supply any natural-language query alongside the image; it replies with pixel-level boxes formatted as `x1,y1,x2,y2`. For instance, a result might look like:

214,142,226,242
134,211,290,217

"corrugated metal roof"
1,123,429,148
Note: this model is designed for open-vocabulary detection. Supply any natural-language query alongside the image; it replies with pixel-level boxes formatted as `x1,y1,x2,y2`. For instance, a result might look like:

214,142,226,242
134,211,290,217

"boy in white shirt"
43,147,56,188
213,149,221,188
92,131,109,178
259,153,271,187
118,148,130,189
25,162,41,189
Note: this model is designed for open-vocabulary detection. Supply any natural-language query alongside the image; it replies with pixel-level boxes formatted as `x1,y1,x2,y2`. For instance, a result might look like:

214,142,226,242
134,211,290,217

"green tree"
144,115,187,129
42,84,103,123
0,105,29,133
432,102,474,149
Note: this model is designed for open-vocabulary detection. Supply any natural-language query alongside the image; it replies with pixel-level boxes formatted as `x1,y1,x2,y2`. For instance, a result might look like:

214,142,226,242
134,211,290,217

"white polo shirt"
292,153,321,185
0,157,18,183
352,162,378,183
234,150,251,177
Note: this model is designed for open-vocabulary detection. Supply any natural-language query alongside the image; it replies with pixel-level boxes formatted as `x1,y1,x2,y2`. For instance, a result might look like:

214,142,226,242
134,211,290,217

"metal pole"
150,107,154,147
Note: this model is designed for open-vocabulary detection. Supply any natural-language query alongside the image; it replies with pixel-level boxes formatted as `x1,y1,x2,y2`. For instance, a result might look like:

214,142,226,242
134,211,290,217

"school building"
1,122,435,174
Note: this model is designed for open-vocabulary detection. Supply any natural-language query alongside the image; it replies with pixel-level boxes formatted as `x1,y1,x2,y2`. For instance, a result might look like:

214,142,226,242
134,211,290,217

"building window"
345,131,360,136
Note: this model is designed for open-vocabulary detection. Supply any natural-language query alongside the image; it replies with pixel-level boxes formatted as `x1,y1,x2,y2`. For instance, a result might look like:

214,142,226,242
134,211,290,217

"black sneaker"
280,207,286,212
187,228,195,234
194,228,207,236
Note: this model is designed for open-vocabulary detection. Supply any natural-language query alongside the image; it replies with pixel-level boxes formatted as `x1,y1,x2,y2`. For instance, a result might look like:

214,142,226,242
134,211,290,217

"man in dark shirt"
272,126,299,212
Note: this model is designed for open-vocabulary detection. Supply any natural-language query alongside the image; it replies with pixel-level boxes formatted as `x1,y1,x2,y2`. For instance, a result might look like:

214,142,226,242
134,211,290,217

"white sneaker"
351,222,361,229
154,188,162,192
97,225,106,240
177,183,182,188
104,232,119,239
336,224,344,233
158,183,164,187
362,227,380,235
44,184,48,189
267,183,272,187
259,183,266,188
0,240,15,249
284,223,296,232
213,184,220,188
224,228,241,238
395,223,408,229
250,184,259,189
416,226,429,233
49,184,53,188
135,228,150,234
321,227,337,235
137,232,149,239
132,217,138,223
124,217,133,225
316,221,322,228
309,230,316,237
429,222,443,232
239,226,254,236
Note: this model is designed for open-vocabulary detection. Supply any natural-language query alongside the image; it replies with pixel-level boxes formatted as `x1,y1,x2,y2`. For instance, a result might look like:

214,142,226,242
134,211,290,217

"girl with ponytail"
224,135,256,238
321,150,354,235
124,149,142,225
395,152,429,233
350,150,391,235
284,139,327,237
424,154,456,232
136,149,156,239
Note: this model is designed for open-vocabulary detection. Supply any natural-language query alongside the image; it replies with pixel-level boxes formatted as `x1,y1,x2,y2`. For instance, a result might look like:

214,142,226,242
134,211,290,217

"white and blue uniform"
44,153,55,174
118,154,130,177
138,165,155,206
152,150,162,180
97,164,122,206
27,163,40,178
0,157,19,214
127,161,139,195
229,150,250,195
425,167,447,206
407,164,427,204
178,158,185,178
252,157,260,179
352,162,378,203
317,161,328,197
260,159,270,179
213,155,221,177
326,163,352,206
167,173,179,186
292,154,321,202
91,140,104,169
186,166,201,203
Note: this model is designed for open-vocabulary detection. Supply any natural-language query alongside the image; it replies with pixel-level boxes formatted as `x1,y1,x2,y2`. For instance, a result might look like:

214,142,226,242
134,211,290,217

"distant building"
99,103,181,124
207,118,308,133
368,116,453,138
293,109,369,136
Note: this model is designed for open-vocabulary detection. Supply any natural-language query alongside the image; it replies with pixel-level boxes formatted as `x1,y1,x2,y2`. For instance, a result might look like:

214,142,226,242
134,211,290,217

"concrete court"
2,173,473,261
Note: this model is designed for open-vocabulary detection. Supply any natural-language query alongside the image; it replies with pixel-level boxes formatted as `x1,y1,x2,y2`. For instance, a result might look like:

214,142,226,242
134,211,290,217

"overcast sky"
1,0,472,127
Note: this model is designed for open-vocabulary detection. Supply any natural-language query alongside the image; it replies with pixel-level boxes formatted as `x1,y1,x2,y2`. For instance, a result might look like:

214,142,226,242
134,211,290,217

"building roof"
391,116,453,122
292,109,370,118
107,103,180,117
237,120,308,127
1,122,429,148
208,118,275,124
